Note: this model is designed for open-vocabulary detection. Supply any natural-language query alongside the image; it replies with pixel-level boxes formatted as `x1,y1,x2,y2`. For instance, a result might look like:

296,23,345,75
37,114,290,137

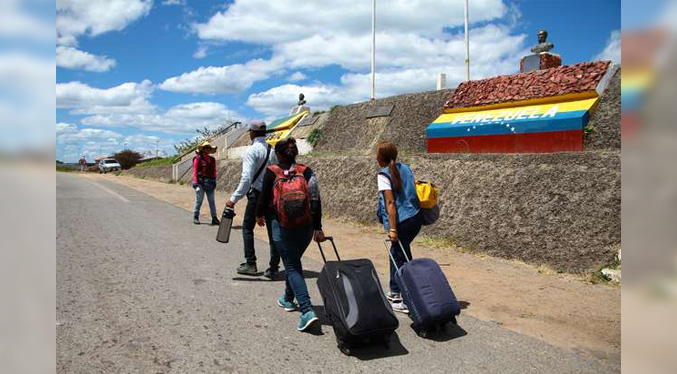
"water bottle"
216,207,235,243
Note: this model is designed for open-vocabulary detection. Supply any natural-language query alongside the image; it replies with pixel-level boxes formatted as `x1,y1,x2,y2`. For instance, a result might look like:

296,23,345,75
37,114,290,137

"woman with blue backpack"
255,137,327,332
376,141,423,314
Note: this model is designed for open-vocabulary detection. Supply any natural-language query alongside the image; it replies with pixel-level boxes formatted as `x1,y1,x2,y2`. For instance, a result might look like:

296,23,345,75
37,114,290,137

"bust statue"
297,93,306,106
530,29,554,54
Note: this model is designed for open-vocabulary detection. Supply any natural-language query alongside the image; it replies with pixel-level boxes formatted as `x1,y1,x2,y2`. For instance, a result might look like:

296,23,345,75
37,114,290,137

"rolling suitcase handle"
317,236,340,264
383,239,410,271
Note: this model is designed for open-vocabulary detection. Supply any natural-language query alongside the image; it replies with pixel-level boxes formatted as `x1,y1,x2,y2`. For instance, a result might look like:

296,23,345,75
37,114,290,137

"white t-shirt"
377,174,392,191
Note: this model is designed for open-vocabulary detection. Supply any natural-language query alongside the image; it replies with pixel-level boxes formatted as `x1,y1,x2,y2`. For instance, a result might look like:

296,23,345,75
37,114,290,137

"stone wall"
585,70,621,150
125,165,173,181
130,150,620,272
313,89,454,154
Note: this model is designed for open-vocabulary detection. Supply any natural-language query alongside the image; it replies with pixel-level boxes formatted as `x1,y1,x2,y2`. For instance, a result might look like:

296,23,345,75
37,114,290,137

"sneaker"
263,268,279,280
386,292,402,303
193,217,200,225
391,301,409,314
211,217,220,226
277,296,298,312
297,310,319,331
236,262,257,276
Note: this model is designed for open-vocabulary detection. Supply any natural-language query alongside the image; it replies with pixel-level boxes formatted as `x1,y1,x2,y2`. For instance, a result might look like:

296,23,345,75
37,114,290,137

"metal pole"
371,0,376,100
464,0,470,81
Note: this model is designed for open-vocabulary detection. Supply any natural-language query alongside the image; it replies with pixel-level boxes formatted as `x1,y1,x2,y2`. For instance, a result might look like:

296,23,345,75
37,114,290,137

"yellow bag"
415,180,438,209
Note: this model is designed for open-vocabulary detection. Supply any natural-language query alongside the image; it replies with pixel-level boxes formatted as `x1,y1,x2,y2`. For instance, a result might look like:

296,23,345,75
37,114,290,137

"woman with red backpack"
255,137,327,332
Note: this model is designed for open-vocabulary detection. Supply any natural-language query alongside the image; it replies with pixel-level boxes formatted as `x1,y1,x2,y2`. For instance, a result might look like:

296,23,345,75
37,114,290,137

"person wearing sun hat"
192,141,219,225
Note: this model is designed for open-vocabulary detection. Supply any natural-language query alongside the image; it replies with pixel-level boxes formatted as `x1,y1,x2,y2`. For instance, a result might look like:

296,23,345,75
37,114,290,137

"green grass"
307,128,323,147
588,257,622,285
56,165,77,172
134,157,178,168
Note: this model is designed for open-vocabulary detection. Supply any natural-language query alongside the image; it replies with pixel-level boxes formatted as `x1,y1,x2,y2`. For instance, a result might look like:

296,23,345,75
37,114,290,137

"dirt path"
85,173,620,364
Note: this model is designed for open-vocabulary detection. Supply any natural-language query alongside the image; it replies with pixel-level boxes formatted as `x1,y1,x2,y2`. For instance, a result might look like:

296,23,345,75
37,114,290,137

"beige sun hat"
198,141,217,154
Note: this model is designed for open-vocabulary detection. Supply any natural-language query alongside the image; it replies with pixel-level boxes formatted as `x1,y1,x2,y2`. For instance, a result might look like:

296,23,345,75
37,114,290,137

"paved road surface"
57,173,618,373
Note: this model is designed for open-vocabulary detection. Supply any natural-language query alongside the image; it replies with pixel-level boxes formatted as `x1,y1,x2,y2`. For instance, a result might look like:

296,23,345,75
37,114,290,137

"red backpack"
269,164,312,229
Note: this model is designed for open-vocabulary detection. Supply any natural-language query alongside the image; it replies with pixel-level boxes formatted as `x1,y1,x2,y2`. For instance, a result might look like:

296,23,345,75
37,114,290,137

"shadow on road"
408,321,468,342
313,305,409,360
459,300,470,310
231,270,321,282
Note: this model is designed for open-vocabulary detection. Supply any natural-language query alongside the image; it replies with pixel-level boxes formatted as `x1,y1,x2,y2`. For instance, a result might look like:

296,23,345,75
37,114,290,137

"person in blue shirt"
225,120,280,279
376,141,422,314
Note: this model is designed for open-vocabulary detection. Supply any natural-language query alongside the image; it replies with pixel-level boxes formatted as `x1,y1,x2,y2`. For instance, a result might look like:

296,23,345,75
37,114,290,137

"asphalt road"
56,173,618,373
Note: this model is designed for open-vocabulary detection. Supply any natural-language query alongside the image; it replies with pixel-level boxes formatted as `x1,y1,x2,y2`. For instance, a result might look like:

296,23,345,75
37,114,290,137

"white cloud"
56,80,155,114
287,72,308,82
595,30,621,64
247,84,352,117
276,24,526,72
0,0,53,42
247,25,528,117
195,0,506,44
56,122,78,135
56,0,153,46
57,127,124,143
185,0,529,119
162,0,185,5
57,126,175,162
80,102,246,134
193,45,208,59
159,57,285,94
56,46,116,72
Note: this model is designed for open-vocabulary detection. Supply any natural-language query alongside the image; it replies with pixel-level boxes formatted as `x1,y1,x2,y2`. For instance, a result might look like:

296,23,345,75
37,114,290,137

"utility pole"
155,139,159,158
464,0,471,81
371,0,376,100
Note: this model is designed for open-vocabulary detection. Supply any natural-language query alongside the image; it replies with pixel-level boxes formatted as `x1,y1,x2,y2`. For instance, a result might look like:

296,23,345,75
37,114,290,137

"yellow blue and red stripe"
265,110,309,145
427,96,599,153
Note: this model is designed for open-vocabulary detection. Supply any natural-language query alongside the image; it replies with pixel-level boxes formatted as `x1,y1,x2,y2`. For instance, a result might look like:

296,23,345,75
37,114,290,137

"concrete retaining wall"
130,150,620,272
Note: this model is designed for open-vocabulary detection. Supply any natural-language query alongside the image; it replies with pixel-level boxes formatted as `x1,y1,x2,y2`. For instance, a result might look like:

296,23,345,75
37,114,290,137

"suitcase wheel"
338,343,352,356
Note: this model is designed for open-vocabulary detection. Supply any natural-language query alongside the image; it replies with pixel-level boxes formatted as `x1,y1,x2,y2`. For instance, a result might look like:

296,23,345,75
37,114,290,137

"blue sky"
54,0,621,162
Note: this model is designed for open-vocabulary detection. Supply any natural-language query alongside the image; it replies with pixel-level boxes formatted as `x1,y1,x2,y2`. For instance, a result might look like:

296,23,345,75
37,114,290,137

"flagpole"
464,0,470,81
371,0,376,100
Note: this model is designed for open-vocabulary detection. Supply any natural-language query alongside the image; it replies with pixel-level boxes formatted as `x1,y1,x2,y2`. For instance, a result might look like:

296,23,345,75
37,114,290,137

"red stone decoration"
444,61,610,111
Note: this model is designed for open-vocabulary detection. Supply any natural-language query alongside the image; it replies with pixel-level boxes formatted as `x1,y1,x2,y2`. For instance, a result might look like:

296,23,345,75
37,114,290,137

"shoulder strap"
251,144,272,184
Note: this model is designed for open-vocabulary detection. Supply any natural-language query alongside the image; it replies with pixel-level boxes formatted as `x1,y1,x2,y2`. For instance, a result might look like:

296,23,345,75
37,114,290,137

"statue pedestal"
520,52,562,73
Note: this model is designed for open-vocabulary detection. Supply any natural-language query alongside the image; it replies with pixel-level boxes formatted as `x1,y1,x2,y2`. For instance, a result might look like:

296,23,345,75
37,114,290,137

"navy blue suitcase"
387,240,461,336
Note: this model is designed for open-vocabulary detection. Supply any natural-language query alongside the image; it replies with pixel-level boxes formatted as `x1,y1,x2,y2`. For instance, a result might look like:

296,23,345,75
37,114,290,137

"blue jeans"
389,213,422,294
270,219,314,313
193,185,217,219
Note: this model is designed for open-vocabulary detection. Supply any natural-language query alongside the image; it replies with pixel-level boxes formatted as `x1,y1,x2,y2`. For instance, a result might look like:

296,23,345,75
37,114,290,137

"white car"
99,159,122,173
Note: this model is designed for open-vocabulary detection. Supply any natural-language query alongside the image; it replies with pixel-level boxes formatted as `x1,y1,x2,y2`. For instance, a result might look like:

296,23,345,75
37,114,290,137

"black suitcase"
316,237,399,355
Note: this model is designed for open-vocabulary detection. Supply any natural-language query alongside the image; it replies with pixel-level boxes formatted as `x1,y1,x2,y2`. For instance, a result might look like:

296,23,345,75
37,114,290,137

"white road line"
86,179,130,202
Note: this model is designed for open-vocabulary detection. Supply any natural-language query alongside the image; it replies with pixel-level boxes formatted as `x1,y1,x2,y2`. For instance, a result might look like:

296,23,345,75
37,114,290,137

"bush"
113,149,143,170
307,128,323,147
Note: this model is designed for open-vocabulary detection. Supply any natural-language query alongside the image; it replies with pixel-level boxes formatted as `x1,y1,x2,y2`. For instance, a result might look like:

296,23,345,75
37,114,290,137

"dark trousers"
242,189,280,269
389,213,422,294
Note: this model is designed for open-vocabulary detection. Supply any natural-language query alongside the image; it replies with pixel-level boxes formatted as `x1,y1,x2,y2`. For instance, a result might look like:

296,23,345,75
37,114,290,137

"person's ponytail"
389,159,402,192
377,141,401,192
